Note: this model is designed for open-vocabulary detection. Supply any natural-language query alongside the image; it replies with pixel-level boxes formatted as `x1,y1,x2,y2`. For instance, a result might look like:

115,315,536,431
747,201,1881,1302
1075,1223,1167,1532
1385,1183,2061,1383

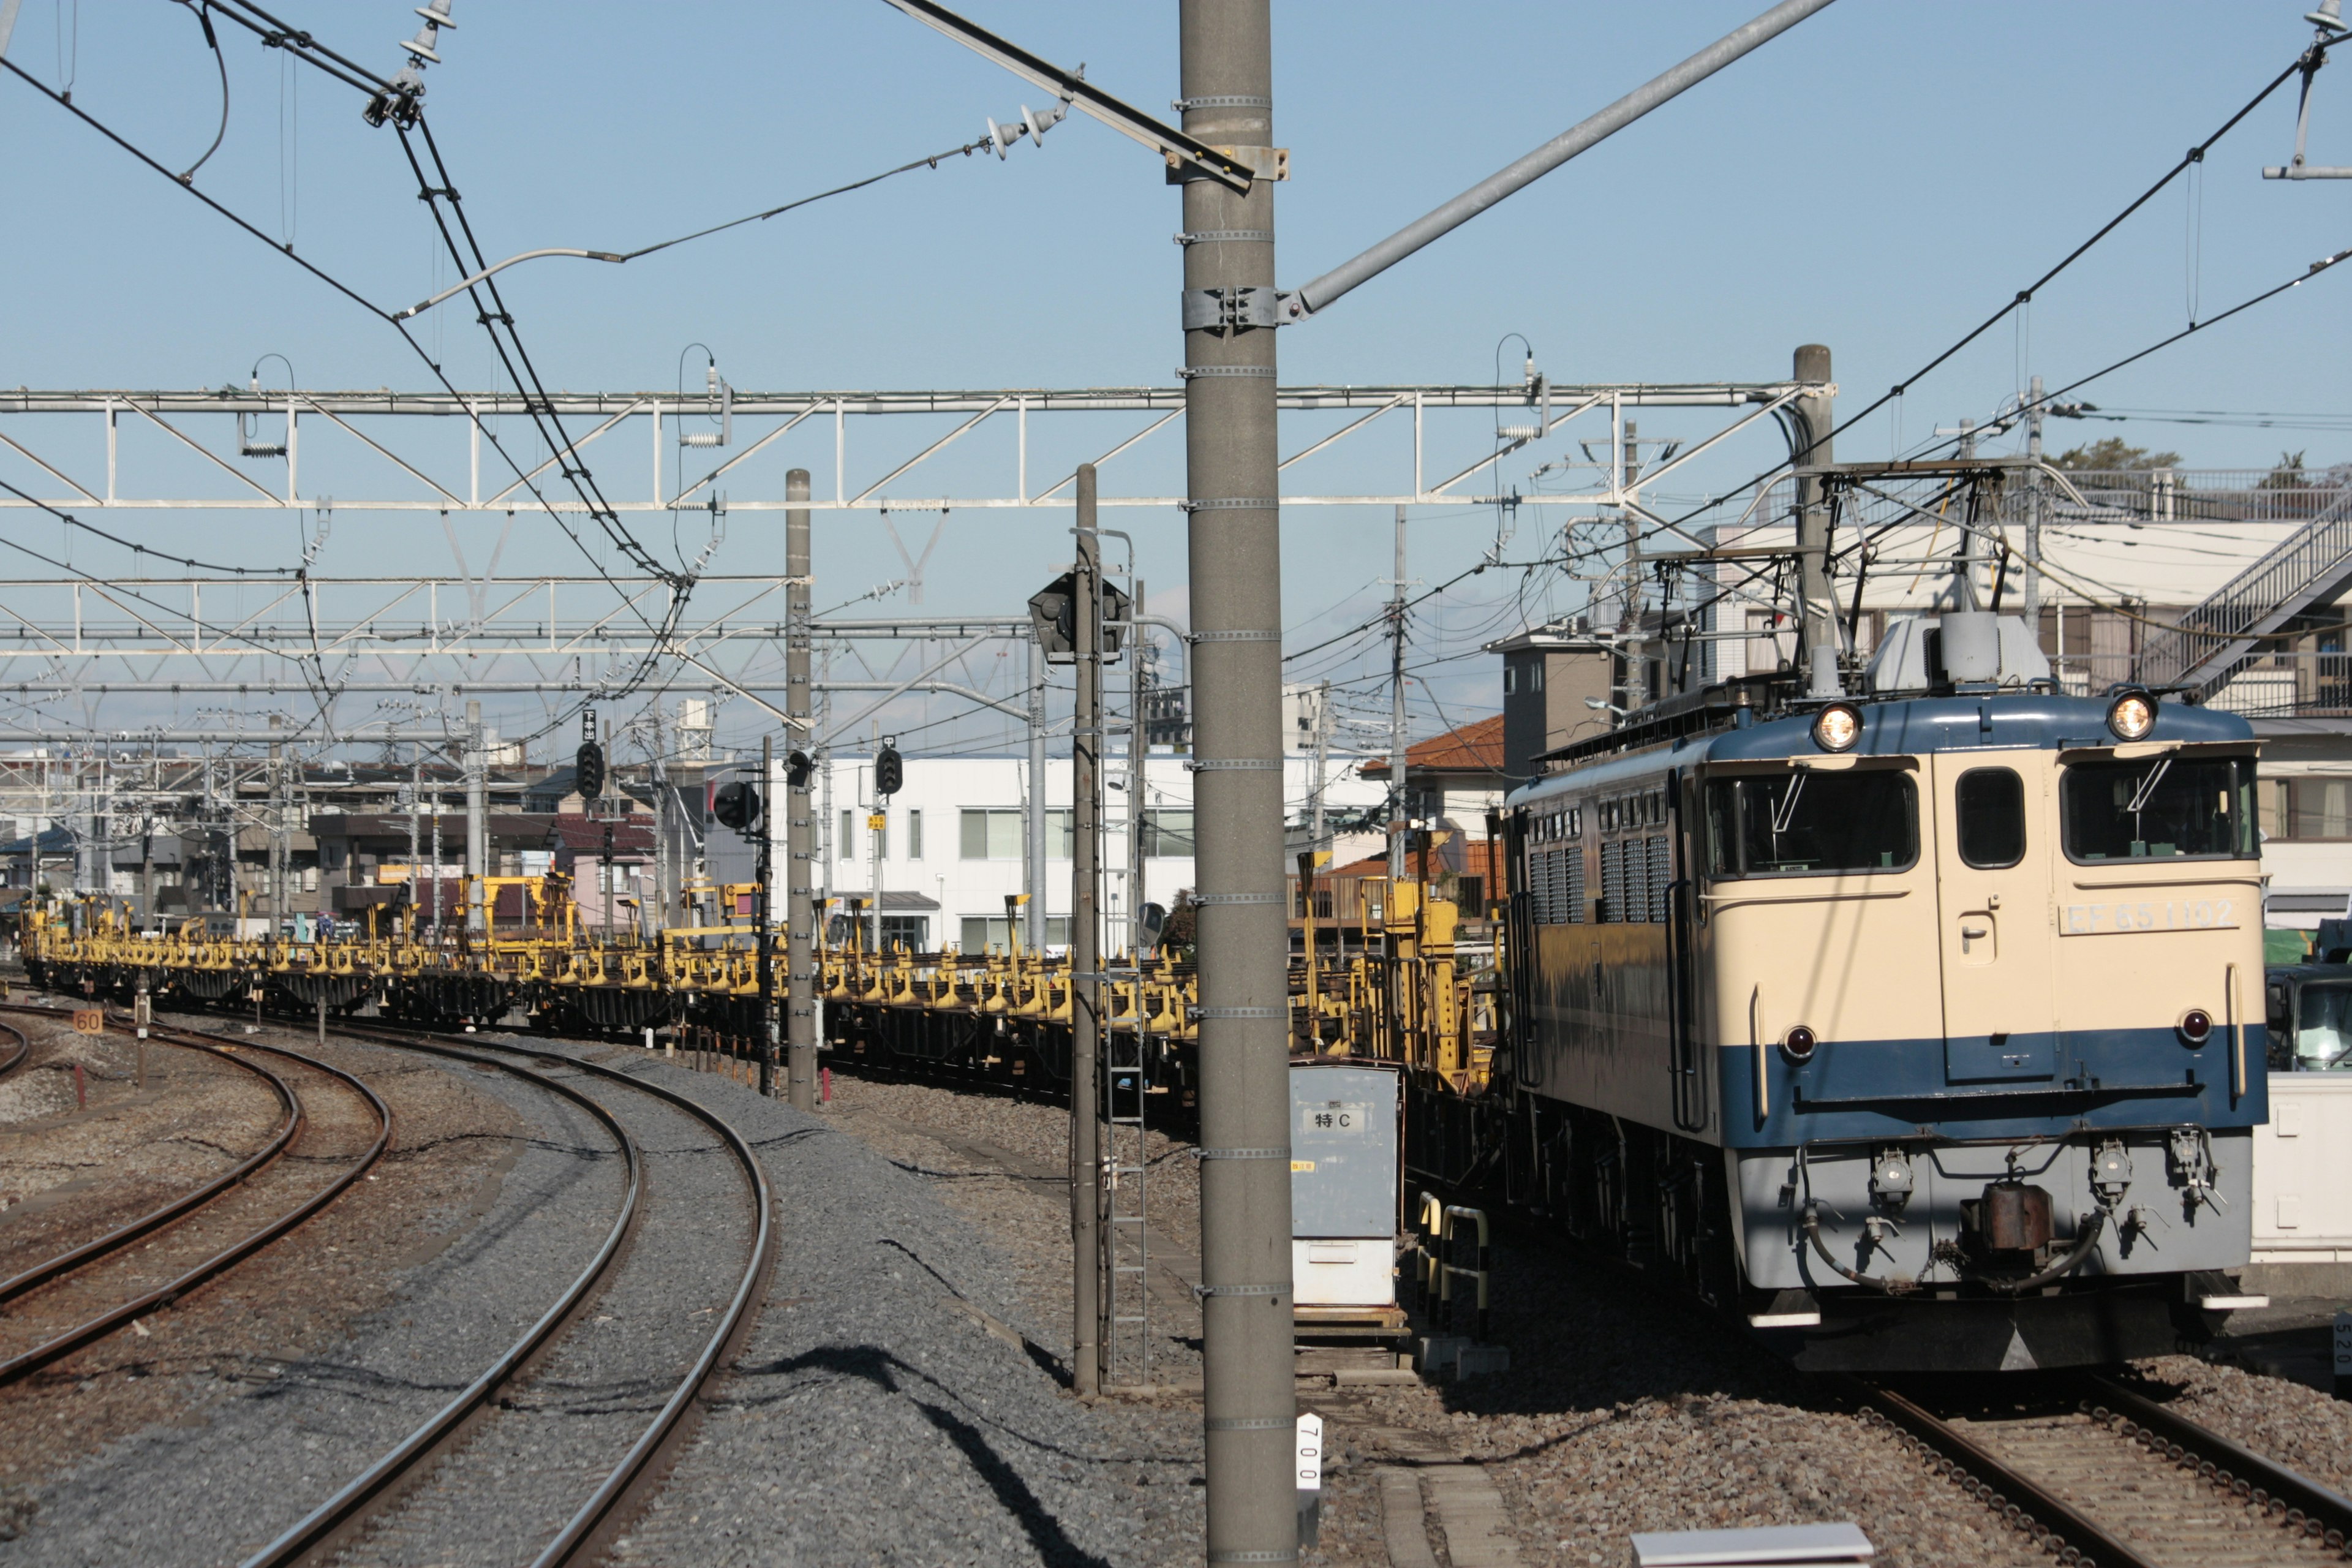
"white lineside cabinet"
1289,1064,1401,1309
2252,1072,2352,1264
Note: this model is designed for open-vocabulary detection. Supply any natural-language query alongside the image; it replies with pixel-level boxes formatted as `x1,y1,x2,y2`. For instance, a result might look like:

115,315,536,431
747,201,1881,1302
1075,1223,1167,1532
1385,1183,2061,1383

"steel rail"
0,1006,301,1308
245,1022,772,1568
0,1006,390,1385
2082,1374,2352,1553
484,1031,776,1568
1845,1378,2152,1568
239,1029,643,1568
0,1021,28,1077
1849,1373,2352,1566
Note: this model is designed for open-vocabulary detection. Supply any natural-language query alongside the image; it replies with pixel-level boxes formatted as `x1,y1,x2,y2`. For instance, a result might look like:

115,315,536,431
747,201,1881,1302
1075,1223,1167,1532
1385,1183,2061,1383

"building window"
960,808,1025,860
960,914,1071,950
839,810,856,858
1503,665,1517,696
1048,809,1076,859
1142,809,1196,857
907,809,923,861
2280,777,2352,840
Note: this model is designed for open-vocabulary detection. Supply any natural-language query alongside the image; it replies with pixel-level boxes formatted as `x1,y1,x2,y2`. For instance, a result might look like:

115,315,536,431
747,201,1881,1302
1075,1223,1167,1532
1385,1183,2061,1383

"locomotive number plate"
2059,897,2236,936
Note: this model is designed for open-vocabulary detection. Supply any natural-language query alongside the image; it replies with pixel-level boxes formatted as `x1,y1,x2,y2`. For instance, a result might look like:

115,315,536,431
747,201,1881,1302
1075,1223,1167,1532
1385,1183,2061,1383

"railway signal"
875,740,904,797
712,778,761,832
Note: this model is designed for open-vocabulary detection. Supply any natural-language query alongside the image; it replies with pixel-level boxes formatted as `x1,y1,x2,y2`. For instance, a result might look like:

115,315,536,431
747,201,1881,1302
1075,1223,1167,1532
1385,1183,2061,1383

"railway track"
1852,1373,2352,1566
239,1021,774,1568
0,1002,391,1383
0,1018,29,1077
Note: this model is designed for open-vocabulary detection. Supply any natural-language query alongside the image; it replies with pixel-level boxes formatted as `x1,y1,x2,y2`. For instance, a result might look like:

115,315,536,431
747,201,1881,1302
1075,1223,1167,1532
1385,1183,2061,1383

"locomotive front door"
1929,753,2057,1082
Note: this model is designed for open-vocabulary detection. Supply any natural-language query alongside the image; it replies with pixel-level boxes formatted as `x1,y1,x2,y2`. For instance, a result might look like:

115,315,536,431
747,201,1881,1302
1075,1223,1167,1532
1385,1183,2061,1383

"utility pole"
407,754,422,941
1071,464,1104,1398
1308,680,1330,858
1027,630,1048,954
1792,344,1841,696
1177,2,1296,1556
787,467,817,1112
758,731,777,1098
1952,418,1980,610
1389,506,1409,883
1128,576,1148,957
268,715,285,931
464,699,487,935
2023,374,2045,628
1619,417,1646,710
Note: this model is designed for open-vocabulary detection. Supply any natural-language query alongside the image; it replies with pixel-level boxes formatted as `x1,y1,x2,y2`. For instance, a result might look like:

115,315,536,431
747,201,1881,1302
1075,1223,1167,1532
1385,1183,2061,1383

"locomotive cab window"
1705,770,1918,878
1956,767,2026,869
2060,755,2255,863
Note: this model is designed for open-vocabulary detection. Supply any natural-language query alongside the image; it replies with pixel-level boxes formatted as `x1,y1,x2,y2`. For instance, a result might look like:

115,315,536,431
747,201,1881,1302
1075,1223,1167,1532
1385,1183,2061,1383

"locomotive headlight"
1811,703,1862,753
2106,688,2158,742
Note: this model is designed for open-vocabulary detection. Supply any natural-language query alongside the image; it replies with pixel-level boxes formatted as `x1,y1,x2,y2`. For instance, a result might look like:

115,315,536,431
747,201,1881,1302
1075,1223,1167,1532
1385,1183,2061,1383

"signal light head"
1811,703,1862,753
2106,688,2158,742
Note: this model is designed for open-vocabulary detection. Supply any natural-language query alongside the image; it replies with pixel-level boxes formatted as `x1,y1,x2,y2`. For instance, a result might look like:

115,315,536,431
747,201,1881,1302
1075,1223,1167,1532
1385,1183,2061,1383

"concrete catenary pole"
464,699,487,933
1308,681,1330,857
268,715,285,929
758,731,777,1098
787,467,818,1112
1027,631,1048,954
2023,374,2045,627
1389,507,1409,883
1792,344,1841,696
1071,464,1104,1398
1128,577,1148,957
1178,2,1297,1556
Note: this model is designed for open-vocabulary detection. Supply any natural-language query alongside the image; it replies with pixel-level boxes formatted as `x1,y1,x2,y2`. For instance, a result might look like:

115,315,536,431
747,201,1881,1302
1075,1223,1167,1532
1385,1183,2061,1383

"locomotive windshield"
2291,983,2352,1071
2060,755,2255,862
1704,771,1918,878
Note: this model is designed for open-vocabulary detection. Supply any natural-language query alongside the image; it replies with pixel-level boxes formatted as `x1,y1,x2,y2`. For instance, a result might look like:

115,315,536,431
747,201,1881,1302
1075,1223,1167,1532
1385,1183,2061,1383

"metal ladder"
1102,1005,1151,1385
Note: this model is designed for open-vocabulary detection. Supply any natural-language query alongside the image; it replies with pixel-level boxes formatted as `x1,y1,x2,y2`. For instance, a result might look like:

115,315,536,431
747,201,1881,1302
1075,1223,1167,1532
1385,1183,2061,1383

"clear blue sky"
3,2,2348,752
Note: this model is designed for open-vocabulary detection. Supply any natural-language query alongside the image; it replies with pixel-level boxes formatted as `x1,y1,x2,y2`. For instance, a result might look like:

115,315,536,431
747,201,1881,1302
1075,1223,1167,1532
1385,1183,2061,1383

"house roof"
545,815,656,856
1317,835,1504,885
1359,714,1507,780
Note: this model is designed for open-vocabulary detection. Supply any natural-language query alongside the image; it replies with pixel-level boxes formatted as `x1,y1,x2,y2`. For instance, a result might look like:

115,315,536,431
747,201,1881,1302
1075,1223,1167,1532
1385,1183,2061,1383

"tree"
2050,437,2183,472
2260,450,2310,490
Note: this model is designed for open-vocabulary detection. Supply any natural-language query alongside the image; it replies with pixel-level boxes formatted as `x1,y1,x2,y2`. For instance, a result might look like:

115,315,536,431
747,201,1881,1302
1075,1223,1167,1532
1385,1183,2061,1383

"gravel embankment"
600,1052,1207,1566
0,1019,548,1564
0,1016,281,1277
2132,1352,2352,1496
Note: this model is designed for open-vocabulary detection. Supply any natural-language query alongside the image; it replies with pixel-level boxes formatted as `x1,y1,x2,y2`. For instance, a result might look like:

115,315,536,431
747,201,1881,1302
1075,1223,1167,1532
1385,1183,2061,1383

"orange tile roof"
1313,837,1504,885
1359,713,1506,778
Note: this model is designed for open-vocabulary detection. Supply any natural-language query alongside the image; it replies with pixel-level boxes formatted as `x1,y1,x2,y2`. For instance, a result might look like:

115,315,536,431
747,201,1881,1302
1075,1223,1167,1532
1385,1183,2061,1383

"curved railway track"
0,1018,29,1077
1852,1373,2352,1566
0,1003,391,1383
241,1022,775,1568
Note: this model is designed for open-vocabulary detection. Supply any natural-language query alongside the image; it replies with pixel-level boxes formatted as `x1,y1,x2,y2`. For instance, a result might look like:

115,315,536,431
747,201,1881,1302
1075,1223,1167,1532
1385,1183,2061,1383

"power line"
0,473,298,576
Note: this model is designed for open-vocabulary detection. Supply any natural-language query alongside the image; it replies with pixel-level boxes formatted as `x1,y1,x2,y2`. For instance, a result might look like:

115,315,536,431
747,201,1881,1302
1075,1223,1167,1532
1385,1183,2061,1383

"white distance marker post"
1295,1411,1324,1548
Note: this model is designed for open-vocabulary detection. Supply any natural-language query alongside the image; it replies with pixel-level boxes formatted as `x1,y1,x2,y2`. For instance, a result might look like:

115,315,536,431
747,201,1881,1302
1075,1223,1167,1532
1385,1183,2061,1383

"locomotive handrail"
1700,888,1913,908
2066,875,2263,890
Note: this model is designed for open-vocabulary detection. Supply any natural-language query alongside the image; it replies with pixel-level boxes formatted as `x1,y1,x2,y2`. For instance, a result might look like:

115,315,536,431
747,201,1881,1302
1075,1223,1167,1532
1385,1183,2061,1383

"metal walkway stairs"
2137,476,2352,699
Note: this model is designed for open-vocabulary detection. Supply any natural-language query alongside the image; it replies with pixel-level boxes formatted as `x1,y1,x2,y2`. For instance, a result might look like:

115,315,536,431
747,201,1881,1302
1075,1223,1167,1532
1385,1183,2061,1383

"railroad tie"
1378,1468,1441,1568
1420,1464,1523,1567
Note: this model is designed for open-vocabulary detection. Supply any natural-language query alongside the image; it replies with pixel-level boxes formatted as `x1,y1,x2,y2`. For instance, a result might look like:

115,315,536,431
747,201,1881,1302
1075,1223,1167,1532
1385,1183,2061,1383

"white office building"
804,751,1385,954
